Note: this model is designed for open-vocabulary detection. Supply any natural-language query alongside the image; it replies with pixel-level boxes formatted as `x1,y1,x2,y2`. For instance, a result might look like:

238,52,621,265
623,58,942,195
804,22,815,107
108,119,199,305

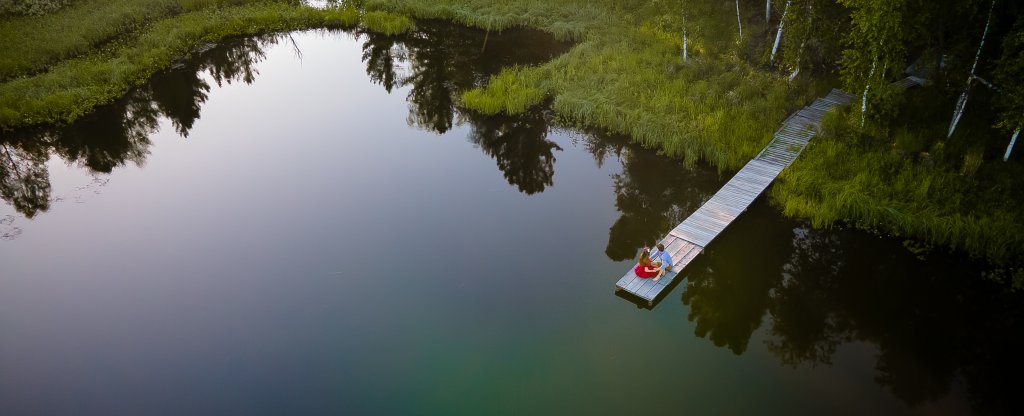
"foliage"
994,18,1024,132
776,0,848,73
0,0,74,16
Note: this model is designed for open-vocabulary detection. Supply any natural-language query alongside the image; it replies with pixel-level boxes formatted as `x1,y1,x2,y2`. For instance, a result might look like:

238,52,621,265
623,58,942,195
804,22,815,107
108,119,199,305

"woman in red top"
634,249,662,278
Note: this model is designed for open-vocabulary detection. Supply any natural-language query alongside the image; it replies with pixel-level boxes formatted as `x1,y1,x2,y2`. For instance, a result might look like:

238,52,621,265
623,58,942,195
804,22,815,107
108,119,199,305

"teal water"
1,23,1020,415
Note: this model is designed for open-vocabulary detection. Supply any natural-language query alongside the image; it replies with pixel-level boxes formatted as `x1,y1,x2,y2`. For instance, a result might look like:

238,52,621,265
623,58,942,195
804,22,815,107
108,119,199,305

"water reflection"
359,23,569,135
585,132,721,261
0,138,50,218
357,22,571,193
463,108,561,195
682,212,1024,414
0,35,283,218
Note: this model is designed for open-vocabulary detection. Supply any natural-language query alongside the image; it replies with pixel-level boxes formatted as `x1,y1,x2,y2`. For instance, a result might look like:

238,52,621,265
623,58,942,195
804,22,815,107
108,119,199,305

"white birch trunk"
788,39,805,80
736,0,743,40
969,0,995,76
948,92,969,137
788,3,811,81
860,58,877,128
766,0,772,23
683,28,688,62
770,0,791,63
948,0,995,138
1005,127,1020,161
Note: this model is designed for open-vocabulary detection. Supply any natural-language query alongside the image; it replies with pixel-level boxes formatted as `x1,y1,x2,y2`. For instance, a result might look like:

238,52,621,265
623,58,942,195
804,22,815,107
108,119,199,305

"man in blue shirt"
649,243,674,273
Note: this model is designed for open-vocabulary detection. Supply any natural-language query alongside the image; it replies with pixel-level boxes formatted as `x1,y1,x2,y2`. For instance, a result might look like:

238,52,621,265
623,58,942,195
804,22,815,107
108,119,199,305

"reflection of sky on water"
1,23,1022,416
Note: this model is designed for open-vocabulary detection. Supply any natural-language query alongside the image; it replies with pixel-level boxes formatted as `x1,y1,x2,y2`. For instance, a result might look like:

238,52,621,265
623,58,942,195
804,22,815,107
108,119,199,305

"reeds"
772,110,1024,265
461,65,546,115
361,10,415,35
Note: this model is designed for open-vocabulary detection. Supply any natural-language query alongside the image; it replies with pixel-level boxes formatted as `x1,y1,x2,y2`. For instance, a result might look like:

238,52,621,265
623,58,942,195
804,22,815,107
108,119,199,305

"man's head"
656,243,665,251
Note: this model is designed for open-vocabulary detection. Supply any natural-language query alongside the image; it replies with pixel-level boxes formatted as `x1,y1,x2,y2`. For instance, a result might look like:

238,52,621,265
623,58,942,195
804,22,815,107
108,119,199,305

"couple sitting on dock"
634,244,673,281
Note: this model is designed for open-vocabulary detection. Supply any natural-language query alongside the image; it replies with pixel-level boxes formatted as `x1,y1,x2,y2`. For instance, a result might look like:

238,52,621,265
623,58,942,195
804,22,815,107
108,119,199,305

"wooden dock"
615,88,856,306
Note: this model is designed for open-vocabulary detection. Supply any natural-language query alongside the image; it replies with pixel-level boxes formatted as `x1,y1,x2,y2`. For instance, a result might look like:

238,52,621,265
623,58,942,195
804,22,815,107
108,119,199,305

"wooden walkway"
615,88,856,306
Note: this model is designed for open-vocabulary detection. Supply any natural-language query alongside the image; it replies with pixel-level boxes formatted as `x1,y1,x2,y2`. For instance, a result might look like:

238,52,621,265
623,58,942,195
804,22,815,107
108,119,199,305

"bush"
0,0,74,16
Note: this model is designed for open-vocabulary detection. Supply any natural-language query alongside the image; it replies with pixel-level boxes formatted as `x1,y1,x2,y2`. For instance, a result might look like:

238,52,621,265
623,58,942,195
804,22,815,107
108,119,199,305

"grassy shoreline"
1,0,1021,283
0,1,358,128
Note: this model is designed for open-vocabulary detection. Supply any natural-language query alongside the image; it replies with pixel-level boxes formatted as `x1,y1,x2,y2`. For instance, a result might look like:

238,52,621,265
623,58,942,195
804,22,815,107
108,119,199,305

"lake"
1,22,1021,415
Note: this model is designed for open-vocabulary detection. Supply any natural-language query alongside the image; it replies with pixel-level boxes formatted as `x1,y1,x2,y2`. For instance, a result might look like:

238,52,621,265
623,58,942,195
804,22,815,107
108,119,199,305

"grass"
0,0,300,81
772,109,1024,269
460,65,545,115
361,10,415,35
0,1,358,127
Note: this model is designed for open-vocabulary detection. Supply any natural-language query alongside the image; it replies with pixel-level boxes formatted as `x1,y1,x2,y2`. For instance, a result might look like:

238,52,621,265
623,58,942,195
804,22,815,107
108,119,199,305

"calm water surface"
1,23,1022,415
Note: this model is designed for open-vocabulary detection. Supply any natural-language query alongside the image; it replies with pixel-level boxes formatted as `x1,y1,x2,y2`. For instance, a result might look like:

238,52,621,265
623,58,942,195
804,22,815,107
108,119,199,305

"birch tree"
770,0,792,63
838,0,910,128
947,0,996,138
683,17,689,62
736,0,744,41
994,6,1024,160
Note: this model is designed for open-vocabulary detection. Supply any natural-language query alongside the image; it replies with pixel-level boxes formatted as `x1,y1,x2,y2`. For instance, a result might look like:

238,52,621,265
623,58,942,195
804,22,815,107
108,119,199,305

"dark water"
1,23,1022,415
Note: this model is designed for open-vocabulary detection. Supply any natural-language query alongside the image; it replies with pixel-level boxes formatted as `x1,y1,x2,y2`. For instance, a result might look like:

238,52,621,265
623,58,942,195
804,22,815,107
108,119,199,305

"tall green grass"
772,110,1024,266
0,2,357,127
461,65,546,115
361,10,415,35
0,0,300,81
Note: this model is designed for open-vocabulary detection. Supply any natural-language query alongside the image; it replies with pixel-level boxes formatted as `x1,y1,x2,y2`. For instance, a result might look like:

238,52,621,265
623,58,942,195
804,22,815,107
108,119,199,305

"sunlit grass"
461,65,546,115
361,10,415,35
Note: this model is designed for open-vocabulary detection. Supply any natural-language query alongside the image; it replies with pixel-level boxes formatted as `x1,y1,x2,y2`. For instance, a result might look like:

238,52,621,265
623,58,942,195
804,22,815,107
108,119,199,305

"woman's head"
638,248,651,264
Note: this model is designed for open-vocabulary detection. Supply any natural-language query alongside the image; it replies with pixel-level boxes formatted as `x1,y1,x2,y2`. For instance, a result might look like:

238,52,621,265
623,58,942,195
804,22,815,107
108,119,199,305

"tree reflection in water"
680,207,1024,414
587,132,720,261
0,35,282,218
0,138,50,218
463,107,561,195
357,22,571,193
